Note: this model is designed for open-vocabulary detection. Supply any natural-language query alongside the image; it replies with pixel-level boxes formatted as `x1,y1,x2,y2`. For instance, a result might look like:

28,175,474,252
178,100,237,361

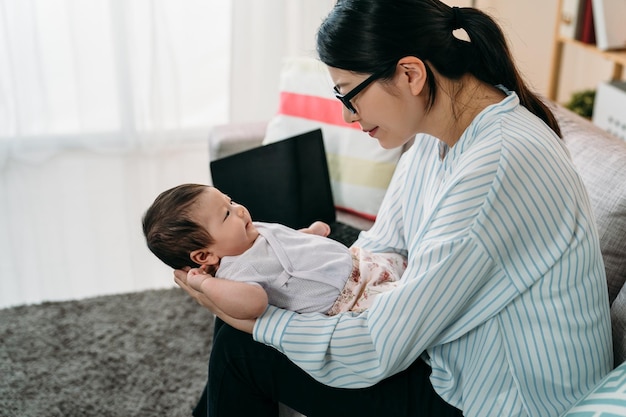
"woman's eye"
224,210,230,220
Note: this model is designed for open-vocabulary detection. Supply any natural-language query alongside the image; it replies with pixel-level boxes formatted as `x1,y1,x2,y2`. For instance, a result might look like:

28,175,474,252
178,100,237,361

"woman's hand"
174,267,259,334
174,267,219,313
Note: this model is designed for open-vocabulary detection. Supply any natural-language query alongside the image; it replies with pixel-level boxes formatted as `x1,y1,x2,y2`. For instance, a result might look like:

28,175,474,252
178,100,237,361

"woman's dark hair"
142,183,214,270
316,0,561,137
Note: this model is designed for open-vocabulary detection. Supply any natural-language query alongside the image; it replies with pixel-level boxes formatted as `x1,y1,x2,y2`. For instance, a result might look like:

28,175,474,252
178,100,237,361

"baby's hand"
306,221,331,237
187,267,211,291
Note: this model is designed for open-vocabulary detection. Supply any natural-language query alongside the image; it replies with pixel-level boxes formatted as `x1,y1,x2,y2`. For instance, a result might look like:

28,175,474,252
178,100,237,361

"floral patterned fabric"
327,247,407,315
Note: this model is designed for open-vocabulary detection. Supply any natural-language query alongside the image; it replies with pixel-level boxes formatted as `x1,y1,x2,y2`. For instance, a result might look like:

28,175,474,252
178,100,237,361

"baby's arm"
298,220,331,237
187,268,268,320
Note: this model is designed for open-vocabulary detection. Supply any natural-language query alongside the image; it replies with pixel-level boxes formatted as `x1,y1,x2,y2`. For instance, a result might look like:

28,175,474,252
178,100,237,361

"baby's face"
190,187,258,258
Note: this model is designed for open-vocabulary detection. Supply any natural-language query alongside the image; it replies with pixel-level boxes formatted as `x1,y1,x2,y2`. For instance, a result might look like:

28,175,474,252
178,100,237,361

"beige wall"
475,0,613,103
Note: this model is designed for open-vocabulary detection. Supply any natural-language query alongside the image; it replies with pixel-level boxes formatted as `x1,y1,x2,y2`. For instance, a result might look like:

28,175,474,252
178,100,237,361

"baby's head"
142,183,214,270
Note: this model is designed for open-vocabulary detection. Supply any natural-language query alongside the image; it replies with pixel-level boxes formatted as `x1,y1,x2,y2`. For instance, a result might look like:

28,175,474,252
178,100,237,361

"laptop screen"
209,129,337,230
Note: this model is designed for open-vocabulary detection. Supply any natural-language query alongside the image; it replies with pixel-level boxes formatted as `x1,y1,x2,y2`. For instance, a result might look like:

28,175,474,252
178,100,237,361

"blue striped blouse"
254,93,613,417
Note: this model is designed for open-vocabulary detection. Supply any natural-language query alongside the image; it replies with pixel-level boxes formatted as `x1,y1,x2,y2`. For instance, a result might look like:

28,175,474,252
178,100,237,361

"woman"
176,1,613,416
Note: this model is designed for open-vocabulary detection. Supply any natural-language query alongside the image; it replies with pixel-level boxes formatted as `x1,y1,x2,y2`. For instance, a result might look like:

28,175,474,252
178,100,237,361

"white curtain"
0,0,339,309
229,0,336,123
0,0,231,308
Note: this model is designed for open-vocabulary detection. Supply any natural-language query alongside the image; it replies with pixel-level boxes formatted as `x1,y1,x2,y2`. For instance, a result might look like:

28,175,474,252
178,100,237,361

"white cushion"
263,57,403,220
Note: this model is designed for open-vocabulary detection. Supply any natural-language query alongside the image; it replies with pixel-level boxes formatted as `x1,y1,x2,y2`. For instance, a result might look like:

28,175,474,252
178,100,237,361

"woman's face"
328,65,426,149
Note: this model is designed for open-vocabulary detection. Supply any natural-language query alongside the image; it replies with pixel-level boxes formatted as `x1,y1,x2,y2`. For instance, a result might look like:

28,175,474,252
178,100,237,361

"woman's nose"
342,107,359,124
236,206,245,217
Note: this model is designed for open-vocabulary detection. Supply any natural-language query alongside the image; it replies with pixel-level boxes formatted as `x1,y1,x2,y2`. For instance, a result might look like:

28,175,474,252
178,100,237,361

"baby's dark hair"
317,0,561,138
142,183,215,270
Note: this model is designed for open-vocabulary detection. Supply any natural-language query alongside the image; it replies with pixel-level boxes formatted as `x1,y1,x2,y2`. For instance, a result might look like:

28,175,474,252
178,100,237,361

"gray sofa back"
555,106,626,366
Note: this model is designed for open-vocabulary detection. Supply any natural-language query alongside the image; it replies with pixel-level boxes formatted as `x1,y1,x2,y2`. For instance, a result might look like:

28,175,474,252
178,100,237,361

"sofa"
207,101,626,415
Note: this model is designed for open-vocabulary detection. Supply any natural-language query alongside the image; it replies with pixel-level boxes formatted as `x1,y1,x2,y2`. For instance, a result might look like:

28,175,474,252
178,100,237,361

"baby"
143,183,406,319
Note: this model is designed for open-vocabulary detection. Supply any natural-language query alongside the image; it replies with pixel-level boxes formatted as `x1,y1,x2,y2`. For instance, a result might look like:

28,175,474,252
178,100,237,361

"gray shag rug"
0,288,214,417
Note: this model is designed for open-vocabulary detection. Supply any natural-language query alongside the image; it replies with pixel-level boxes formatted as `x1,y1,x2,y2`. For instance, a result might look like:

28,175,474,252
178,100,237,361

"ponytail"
456,7,562,137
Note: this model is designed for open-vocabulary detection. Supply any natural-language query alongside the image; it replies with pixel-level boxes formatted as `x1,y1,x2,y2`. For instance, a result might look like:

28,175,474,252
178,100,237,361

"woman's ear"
397,56,427,96
190,249,219,267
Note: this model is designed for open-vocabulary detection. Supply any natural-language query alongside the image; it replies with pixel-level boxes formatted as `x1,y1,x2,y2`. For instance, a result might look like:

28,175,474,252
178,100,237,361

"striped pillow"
263,57,403,220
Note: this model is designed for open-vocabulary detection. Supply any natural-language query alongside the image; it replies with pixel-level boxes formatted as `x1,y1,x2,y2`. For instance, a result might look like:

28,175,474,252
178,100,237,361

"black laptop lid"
209,129,336,230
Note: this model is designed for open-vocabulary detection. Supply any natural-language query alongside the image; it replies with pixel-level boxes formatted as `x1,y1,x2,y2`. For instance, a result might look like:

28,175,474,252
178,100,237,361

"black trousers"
193,318,462,417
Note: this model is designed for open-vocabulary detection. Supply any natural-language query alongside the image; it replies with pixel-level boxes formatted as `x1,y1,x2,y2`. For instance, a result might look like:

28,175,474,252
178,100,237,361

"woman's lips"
366,127,378,137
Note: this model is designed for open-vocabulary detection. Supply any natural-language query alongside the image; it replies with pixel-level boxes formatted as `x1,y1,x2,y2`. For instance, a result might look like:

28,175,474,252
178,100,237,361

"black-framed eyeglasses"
333,67,391,114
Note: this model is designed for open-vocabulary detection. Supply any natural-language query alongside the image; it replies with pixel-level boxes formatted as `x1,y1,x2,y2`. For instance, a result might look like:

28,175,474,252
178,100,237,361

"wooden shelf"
548,0,626,101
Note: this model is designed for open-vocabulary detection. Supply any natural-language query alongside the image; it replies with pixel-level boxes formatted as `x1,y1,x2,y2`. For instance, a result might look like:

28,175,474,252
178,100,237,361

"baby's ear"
190,249,219,267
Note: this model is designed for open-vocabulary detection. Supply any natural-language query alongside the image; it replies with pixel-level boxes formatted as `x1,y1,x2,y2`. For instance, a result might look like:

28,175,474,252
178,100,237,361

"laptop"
209,129,361,246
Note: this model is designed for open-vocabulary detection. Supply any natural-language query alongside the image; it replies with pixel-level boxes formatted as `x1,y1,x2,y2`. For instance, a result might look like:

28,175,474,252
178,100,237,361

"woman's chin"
376,136,407,150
